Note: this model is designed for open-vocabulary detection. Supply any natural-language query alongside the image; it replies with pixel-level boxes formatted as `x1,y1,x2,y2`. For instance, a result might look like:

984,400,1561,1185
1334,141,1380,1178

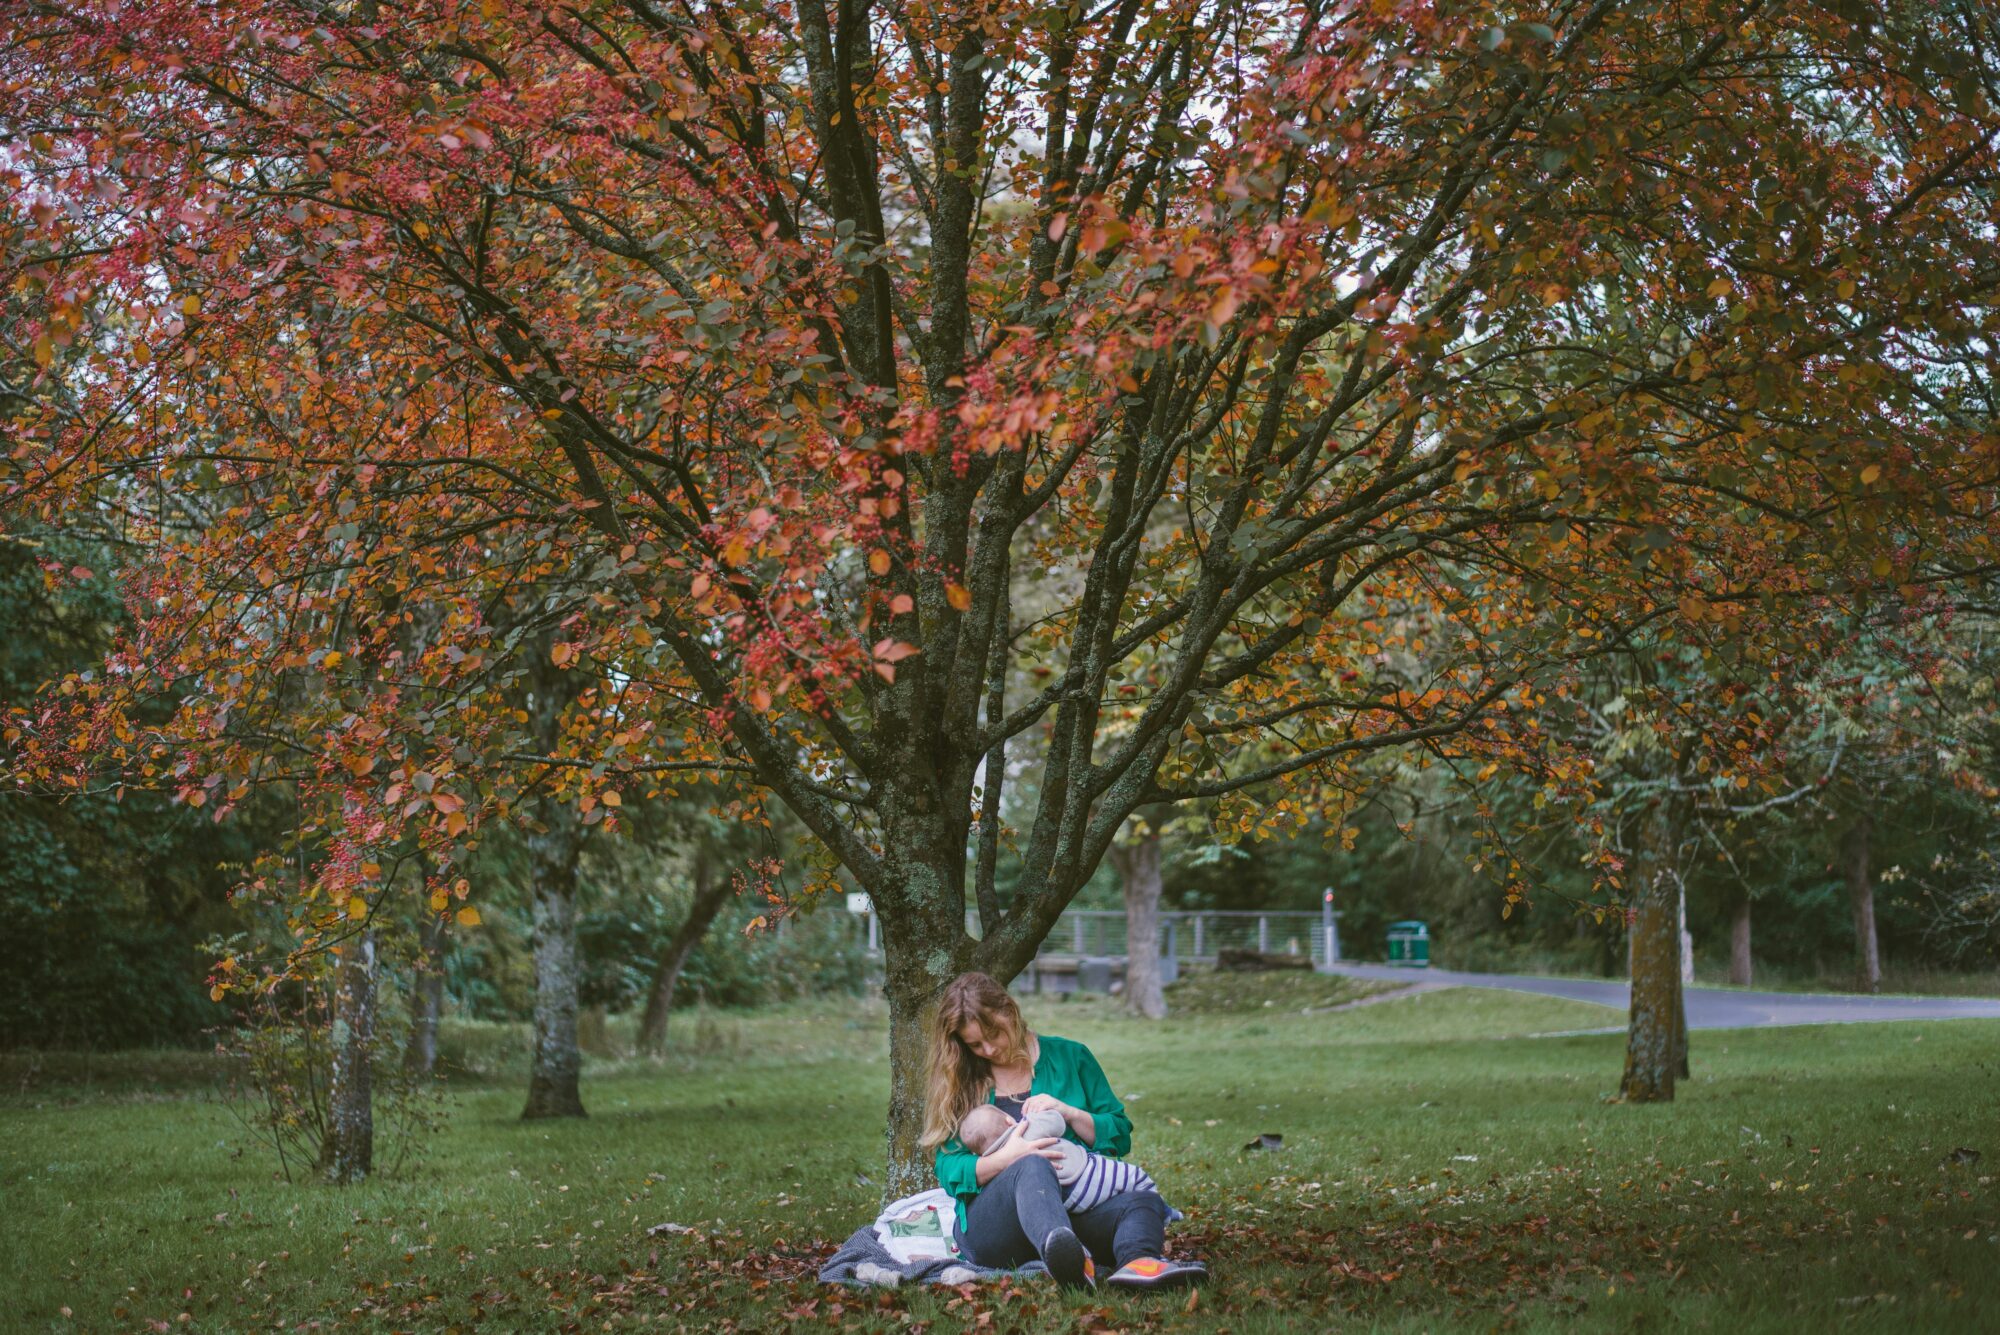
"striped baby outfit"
1060,1148,1158,1212
1016,1107,1160,1212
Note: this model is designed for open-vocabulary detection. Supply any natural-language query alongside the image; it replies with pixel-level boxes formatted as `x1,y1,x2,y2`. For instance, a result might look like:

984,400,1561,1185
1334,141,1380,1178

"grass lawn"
4,977,1996,1333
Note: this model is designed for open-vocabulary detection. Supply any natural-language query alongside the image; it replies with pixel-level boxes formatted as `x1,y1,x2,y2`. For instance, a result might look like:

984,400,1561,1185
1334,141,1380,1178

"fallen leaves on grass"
564,1234,1248,1333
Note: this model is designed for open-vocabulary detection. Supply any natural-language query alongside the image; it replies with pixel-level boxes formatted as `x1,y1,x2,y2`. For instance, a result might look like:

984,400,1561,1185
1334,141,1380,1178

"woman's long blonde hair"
919,972,1033,1151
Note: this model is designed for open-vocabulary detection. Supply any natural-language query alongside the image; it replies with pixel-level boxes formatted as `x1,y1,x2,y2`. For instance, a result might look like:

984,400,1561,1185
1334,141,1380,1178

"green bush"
0,534,277,1050
672,904,873,1008
1,902,226,1050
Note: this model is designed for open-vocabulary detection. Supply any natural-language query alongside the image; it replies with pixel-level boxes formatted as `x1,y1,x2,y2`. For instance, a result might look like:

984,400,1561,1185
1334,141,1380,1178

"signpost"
847,892,877,954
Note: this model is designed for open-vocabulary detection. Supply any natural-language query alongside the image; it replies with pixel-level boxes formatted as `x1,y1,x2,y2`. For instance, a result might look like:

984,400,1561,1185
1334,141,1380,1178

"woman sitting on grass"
922,971,1206,1292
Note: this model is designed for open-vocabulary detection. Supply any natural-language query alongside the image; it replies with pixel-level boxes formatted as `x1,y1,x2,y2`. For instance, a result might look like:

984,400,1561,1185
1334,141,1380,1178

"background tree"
403,852,449,1077
0,530,279,1048
1107,811,1171,1019
629,792,771,1057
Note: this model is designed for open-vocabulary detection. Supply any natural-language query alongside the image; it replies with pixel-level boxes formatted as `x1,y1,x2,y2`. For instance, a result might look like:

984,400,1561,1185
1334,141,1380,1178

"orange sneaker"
1041,1227,1096,1291
1106,1256,1208,1290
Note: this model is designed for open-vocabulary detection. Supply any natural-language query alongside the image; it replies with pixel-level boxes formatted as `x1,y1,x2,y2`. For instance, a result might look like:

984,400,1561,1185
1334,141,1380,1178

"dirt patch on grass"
1162,966,1402,1014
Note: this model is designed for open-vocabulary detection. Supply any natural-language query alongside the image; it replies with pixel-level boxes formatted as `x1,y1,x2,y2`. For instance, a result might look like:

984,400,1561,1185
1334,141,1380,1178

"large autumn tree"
7,0,2000,1189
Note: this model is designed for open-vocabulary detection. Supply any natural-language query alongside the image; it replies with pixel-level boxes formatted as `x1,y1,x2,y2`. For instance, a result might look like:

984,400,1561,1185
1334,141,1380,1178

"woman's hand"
973,1130,1065,1185
1022,1093,1096,1146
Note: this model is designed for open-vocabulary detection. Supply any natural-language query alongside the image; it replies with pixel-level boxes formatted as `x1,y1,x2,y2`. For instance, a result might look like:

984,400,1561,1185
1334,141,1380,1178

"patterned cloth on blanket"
819,1188,1047,1287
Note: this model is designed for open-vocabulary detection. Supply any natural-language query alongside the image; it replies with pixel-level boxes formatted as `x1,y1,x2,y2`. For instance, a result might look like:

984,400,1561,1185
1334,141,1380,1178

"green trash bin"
1386,920,1430,967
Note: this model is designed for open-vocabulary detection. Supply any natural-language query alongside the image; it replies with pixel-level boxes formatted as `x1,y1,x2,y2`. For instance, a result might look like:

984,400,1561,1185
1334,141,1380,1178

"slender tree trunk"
638,851,735,1056
403,908,448,1078
521,637,588,1119
1597,914,1623,978
1622,799,1686,1102
1729,897,1753,987
1110,831,1167,1020
1672,962,1690,1081
1674,877,1691,1079
522,798,588,1119
1677,880,1693,985
1843,812,1881,994
320,930,377,1184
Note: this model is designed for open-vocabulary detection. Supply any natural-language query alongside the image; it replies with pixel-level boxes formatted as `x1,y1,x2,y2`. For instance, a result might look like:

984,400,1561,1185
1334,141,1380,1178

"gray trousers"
958,1155,1167,1272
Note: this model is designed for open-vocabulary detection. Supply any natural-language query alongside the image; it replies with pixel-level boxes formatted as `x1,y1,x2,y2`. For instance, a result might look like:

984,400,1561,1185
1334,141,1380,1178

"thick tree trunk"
320,930,377,1184
1843,812,1881,994
403,908,447,1078
868,760,981,1198
884,978,942,1200
878,881,969,1199
521,799,588,1119
1729,897,1753,987
1621,801,1686,1102
1110,831,1167,1020
637,851,735,1056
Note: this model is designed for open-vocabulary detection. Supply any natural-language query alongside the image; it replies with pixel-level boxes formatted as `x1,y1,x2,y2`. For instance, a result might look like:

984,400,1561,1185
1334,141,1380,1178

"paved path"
1323,962,2000,1029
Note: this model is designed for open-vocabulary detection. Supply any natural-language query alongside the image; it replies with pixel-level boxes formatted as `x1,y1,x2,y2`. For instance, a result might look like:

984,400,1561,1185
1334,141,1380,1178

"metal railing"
852,902,1346,971
1041,909,1338,966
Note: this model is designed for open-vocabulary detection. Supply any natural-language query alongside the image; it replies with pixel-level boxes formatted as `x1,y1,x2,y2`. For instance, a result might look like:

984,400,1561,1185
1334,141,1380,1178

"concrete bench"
1024,954,1123,995
1022,954,1180,994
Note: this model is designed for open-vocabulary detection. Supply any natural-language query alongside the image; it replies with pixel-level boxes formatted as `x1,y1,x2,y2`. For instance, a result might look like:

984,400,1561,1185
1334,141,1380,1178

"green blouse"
932,1033,1134,1232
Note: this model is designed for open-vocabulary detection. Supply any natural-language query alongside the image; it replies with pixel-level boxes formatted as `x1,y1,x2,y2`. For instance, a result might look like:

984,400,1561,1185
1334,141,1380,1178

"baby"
959,1103,1158,1213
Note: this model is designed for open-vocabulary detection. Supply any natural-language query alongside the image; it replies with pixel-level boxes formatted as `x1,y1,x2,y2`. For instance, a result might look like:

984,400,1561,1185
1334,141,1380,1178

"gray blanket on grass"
816,1224,1049,1288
